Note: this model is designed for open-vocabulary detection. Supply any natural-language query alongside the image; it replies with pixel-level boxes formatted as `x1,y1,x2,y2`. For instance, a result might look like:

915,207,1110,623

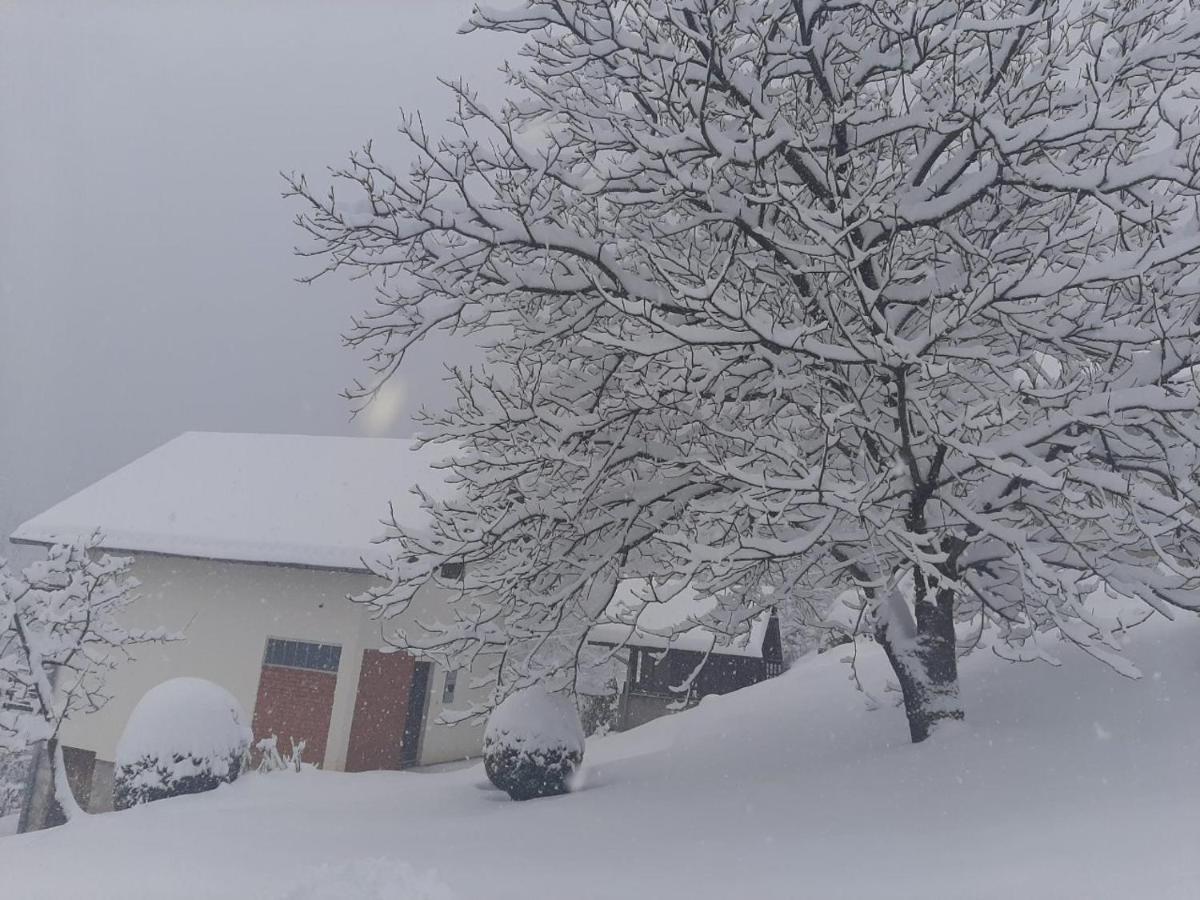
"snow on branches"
1,537,172,818
292,0,1200,740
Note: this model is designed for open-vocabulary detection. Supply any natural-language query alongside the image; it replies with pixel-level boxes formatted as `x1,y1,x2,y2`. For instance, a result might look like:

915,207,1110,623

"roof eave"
7,534,375,575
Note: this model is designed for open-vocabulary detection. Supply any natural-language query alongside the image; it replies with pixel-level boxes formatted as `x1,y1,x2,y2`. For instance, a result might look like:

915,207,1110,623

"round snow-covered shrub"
483,686,584,801
113,677,252,810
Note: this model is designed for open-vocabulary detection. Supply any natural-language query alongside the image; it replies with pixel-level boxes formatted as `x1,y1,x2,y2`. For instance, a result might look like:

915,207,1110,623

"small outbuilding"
590,581,784,730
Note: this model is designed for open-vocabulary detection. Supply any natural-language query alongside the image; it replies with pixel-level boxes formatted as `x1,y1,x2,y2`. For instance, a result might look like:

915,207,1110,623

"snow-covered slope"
2,617,1197,899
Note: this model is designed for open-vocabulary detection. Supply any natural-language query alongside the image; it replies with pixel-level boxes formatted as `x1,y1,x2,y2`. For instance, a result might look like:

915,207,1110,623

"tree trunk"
17,738,82,832
48,737,84,822
877,587,963,743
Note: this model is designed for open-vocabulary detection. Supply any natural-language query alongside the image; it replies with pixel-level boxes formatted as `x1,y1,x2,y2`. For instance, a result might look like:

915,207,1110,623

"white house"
9,431,491,812
9,431,784,815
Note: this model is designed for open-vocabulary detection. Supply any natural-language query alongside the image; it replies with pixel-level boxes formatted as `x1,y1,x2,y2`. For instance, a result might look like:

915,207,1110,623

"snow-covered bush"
113,678,251,810
0,747,30,818
576,647,625,737
255,735,310,774
578,689,620,739
483,687,584,801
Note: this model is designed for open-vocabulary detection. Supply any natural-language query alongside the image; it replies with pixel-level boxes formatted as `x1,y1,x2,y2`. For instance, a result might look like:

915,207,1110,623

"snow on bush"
0,747,30,819
483,686,584,801
256,735,312,774
113,677,252,810
576,645,624,737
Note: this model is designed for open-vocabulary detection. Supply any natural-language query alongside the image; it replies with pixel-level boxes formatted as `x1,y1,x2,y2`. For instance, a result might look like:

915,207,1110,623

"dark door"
345,650,430,771
400,661,431,768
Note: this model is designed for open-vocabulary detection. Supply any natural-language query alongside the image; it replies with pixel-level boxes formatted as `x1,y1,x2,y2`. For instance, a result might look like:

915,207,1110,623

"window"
439,560,465,581
441,669,458,704
263,638,342,673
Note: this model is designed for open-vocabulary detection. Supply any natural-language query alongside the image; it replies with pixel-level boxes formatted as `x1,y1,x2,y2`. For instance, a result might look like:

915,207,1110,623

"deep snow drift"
2,616,1197,899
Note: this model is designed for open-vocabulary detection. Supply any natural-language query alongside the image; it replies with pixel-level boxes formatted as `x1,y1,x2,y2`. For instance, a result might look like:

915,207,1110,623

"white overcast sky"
0,0,517,551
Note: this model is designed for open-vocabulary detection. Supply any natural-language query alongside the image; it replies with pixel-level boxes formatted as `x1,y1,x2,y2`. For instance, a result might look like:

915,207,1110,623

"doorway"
345,649,431,771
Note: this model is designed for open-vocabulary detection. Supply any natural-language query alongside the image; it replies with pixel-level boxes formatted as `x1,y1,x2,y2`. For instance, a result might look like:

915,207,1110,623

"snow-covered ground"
2,616,1197,899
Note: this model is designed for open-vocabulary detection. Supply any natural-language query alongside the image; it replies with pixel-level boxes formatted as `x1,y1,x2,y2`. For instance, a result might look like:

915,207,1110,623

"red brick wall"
251,665,338,766
345,649,415,772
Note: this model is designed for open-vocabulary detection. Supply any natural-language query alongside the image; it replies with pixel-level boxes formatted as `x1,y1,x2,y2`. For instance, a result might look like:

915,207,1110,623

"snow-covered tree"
292,0,1200,741
1,538,170,819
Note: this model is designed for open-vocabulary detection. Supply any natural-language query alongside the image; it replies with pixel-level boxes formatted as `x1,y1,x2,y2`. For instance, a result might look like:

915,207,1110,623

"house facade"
9,432,491,813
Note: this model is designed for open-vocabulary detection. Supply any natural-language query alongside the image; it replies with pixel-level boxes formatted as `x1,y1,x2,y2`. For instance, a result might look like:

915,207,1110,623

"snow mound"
277,859,454,900
484,686,584,753
116,677,252,771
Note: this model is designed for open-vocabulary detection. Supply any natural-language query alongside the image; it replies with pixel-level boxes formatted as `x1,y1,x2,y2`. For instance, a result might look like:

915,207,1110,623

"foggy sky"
0,1,515,555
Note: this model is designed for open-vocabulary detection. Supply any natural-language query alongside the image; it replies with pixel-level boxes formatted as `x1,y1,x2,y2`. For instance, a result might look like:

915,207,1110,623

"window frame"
262,637,342,673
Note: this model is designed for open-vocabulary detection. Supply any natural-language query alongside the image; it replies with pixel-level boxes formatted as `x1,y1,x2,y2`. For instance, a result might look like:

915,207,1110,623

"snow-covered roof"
588,580,772,658
10,432,457,572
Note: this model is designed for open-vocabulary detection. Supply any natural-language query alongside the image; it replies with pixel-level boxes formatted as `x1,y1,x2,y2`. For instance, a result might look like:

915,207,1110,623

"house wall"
420,665,487,765
55,554,492,788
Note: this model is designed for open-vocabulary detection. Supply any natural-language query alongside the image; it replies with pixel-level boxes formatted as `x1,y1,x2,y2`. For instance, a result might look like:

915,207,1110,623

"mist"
0,0,514,550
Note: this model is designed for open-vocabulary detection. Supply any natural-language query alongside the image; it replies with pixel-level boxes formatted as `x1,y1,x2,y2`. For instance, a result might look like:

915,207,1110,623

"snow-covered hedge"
0,748,31,819
113,678,252,810
483,687,584,801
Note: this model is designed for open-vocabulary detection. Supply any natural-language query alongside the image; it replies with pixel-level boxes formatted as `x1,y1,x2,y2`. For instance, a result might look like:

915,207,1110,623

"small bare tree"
292,0,1200,741
1,537,172,820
